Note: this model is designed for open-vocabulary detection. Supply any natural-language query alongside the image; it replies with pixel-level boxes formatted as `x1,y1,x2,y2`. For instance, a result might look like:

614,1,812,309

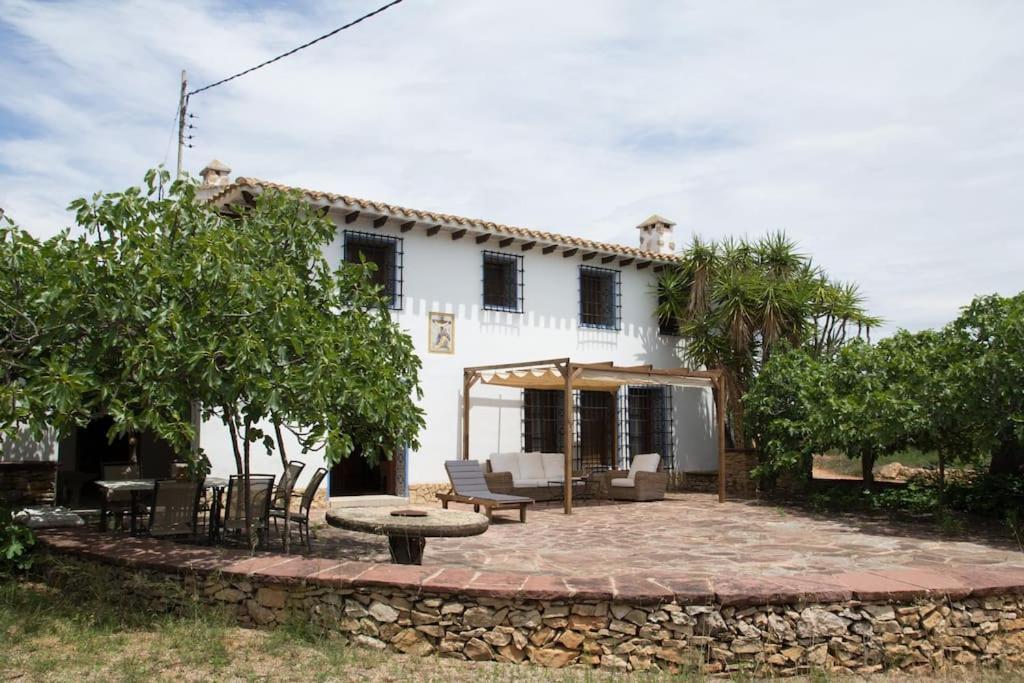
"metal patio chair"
271,467,327,551
100,462,141,530
221,474,275,548
271,460,306,514
146,479,202,539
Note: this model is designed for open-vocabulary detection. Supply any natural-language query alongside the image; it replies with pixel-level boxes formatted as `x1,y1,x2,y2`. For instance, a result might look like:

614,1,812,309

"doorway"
328,445,397,497
57,416,178,507
576,390,616,471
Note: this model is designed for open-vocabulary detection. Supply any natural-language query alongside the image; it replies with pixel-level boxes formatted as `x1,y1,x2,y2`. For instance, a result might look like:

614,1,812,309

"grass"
1,574,1023,682
814,448,941,479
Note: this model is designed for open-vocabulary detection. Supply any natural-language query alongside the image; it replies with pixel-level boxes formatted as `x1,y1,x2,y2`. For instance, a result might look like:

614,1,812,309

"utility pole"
176,70,188,178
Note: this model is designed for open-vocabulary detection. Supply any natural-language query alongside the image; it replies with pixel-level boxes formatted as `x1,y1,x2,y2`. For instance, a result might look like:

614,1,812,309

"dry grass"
813,450,942,479
1,576,1022,683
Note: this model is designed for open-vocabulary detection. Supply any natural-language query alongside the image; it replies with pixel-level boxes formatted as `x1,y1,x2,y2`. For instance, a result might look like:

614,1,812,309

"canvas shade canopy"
462,358,727,513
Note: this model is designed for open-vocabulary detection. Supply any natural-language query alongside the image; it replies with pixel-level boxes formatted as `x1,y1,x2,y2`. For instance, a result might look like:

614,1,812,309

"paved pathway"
311,493,1024,579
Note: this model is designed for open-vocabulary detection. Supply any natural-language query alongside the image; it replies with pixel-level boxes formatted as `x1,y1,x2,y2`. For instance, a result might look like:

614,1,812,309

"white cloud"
1,0,1022,334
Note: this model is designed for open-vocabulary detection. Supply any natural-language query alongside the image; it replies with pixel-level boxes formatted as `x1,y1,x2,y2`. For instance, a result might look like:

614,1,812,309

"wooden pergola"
462,358,727,513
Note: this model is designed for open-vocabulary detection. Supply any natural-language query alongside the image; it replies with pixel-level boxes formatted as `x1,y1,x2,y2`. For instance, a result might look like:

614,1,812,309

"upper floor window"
482,251,523,313
579,265,621,330
344,230,403,310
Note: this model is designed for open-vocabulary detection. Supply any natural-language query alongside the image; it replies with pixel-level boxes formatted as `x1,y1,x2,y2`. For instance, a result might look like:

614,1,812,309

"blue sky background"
2,0,1022,335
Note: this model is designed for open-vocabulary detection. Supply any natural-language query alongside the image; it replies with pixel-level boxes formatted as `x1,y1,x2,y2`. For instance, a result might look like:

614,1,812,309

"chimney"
199,159,232,188
636,214,676,255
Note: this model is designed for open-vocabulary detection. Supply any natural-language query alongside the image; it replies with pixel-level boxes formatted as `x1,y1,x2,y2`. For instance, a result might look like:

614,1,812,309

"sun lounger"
437,460,534,523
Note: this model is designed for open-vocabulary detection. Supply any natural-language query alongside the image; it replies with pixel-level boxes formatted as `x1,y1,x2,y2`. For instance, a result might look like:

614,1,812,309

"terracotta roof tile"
208,177,682,264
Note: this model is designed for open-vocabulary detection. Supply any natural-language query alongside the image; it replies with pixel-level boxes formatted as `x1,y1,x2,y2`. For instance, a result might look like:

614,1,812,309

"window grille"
579,265,621,329
521,389,565,453
482,251,523,312
343,230,403,310
624,386,674,472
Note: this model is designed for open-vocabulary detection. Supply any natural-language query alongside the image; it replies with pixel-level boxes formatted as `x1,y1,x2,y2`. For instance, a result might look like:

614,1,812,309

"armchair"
600,453,667,502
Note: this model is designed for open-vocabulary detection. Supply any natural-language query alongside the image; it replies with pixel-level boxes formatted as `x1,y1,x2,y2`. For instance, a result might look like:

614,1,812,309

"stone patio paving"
309,493,1024,580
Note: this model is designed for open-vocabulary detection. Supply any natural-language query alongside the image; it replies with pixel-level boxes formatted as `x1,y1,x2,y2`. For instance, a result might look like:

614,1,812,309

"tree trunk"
224,409,243,474
243,419,253,549
989,432,1024,476
274,419,291,555
861,451,876,489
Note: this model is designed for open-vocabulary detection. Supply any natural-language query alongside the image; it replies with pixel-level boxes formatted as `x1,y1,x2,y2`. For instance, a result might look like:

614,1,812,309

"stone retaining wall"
33,530,1024,676
723,449,759,499
408,483,449,506
669,472,718,494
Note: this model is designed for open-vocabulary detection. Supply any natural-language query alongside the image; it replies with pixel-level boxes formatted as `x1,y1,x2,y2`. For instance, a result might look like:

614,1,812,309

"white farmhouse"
1,161,722,509
196,162,719,503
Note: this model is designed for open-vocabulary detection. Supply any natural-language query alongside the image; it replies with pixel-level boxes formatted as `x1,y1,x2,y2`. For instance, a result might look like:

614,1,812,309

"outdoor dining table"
94,476,229,536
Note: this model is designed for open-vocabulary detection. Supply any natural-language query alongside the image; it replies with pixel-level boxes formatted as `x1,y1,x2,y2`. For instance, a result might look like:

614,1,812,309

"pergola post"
462,370,477,460
562,362,574,514
715,374,727,503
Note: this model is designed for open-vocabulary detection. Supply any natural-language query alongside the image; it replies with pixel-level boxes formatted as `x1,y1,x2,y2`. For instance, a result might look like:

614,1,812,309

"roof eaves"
209,178,683,265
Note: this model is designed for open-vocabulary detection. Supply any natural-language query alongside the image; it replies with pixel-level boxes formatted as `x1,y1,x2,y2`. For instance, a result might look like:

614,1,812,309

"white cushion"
628,453,661,479
512,478,547,487
540,452,565,481
518,452,546,480
489,453,521,480
610,477,635,488
13,506,85,528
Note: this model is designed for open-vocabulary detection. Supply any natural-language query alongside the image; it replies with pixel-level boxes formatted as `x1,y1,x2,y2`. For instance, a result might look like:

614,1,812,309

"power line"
186,0,405,97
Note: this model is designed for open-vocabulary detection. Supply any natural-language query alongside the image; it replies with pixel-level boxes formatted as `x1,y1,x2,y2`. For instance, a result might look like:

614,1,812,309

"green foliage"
744,346,824,479
0,508,34,575
1,169,425,476
944,471,1024,519
657,232,879,445
870,478,940,513
748,292,1024,486
939,293,1024,474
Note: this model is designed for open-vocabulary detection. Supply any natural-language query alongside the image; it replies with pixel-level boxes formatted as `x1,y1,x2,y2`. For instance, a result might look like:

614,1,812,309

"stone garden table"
325,507,488,565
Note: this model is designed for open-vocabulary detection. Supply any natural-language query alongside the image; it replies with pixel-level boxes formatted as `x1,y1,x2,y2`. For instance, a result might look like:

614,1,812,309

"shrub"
870,477,939,513
944,471,1024,519
0,507,35,575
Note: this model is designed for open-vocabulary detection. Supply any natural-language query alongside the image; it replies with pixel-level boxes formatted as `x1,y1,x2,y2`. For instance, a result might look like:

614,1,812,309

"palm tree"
657,231,879,447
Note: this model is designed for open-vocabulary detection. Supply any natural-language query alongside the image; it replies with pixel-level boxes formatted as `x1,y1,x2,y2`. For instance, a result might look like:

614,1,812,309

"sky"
1,0,1022,335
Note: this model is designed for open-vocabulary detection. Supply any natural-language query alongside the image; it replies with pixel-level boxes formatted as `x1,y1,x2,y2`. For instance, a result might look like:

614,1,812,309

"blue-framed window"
482,251,523,313
579,265,621,330
343,230,403,310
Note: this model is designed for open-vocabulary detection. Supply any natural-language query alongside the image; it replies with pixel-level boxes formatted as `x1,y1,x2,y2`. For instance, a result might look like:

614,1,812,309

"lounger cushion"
540,452,565,481
518,453,546,481
490,453,522,480
610,477,635,488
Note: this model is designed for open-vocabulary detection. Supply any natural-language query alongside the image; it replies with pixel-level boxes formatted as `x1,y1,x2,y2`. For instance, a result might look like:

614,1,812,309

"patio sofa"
484,452,569,502
596,453,667,502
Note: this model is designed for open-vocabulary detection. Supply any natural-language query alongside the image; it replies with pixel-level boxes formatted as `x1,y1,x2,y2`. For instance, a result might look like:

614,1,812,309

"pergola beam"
463,357,570,373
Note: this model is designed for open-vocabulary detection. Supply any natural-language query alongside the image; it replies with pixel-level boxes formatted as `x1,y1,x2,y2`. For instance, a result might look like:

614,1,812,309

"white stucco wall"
198,211,718,489
0,426,58,463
